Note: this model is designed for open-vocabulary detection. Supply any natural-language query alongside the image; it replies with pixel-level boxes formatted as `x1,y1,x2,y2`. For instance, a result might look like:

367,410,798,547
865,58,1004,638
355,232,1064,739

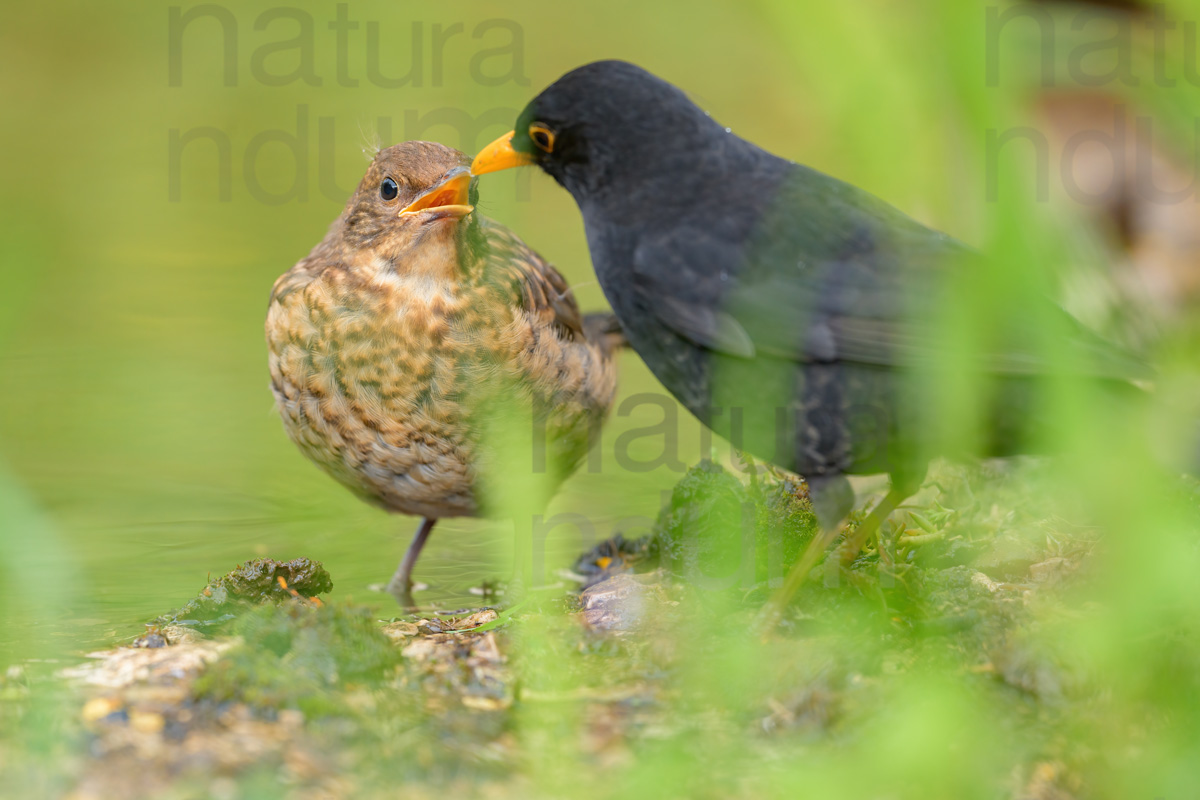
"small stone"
129,710,165,734
1029,557,1069,583
971,571,1003,593
451,609,499,630
81,697,123,723
461,694,511,711
579,574,662,633
132,632,169,649
381,621,419,641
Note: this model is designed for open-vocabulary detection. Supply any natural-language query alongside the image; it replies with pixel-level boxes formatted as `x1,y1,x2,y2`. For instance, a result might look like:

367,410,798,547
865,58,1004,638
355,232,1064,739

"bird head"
471,60,720,203
339,141,479,269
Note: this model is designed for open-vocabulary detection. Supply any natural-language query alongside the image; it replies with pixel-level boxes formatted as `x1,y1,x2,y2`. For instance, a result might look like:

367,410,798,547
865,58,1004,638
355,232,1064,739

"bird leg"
832,488,906,570
762,524,843,627
386,517,437,608
762,484,906,629
759,474,852,628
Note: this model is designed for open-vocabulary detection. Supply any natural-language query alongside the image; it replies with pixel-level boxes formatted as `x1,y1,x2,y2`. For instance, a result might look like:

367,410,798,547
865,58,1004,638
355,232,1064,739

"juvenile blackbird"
471,61,1150,614
266,141,619,606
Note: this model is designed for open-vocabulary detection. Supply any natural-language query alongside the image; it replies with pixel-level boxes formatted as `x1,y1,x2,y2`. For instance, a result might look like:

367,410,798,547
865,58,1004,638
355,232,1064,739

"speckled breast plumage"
265,219,616,520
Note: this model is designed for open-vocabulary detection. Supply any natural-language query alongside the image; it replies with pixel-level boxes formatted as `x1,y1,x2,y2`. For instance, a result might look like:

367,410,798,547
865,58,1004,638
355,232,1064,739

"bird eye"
380,177,399,201
529,124,555,153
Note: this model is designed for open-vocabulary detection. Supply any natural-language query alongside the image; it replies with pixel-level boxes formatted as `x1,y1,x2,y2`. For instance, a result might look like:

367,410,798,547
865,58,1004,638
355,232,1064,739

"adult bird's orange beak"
471,131,536,175
400,168,473,219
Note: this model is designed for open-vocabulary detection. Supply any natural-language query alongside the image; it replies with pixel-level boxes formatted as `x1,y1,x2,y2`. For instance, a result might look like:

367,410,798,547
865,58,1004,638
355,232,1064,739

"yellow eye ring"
529,124,555,153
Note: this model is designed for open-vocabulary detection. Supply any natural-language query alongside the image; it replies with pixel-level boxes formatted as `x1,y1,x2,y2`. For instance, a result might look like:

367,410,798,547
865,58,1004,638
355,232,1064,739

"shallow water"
0,346,711,662
0,0,808,665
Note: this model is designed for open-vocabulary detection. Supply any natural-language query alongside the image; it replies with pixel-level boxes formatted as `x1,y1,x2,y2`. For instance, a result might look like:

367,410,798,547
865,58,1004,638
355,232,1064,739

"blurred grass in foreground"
1,1,1199,798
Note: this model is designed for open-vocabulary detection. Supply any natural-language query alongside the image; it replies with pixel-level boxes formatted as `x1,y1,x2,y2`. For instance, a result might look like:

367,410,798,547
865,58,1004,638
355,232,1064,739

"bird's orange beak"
400,169,474,218
471,131,536,175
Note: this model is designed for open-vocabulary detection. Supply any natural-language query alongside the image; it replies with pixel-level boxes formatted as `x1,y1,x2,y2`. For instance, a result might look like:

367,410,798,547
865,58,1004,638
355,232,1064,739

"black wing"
629,169,1149,381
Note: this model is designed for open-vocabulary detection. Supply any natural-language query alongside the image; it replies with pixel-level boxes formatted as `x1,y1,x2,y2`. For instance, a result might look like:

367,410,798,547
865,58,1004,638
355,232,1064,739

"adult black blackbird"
471,60,1151,616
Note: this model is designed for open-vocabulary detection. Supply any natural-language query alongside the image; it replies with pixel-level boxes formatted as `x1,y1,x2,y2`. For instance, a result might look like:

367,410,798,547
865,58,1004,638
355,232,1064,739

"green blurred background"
0,0,834,656
2,2,1200,795
2,0,1199,650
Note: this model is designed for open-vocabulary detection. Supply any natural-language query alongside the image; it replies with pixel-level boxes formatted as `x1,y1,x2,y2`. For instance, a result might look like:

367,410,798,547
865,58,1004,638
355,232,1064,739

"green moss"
755,472,821,579
649,460,752,583
157,558,335,629
647,460,820,594
194,600,400,715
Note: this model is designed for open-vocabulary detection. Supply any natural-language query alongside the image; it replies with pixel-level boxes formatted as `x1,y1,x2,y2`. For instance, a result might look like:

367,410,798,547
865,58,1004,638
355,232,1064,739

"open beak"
400,168,474,220
471,131,536,175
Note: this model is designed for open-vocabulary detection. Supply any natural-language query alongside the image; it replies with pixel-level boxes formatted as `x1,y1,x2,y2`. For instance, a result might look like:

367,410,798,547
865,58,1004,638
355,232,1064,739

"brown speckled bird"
265,141,619,606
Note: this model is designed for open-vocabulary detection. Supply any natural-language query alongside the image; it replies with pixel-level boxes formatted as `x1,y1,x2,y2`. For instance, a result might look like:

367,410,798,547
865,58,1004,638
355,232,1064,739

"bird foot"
385,578,418,611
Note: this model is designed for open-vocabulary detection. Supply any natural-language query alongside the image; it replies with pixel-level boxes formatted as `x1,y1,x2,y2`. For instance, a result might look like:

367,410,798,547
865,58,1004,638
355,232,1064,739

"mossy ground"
3,461,1198,799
